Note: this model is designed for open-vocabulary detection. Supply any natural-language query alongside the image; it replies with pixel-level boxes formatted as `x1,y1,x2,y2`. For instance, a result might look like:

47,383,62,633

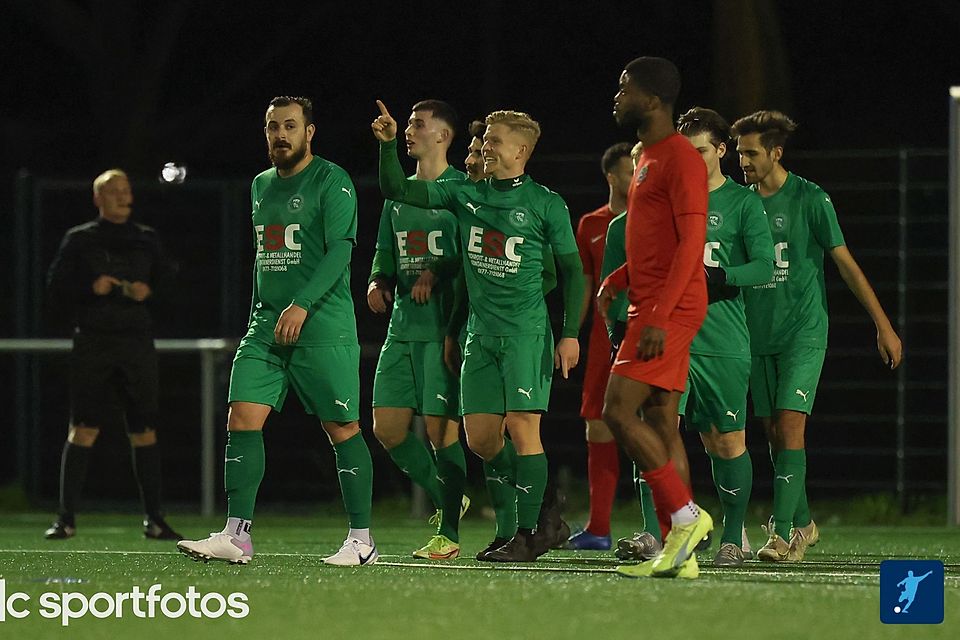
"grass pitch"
1,510,958,640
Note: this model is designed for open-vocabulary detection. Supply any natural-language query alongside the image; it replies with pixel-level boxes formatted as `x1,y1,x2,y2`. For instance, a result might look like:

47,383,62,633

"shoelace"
428,510,441,526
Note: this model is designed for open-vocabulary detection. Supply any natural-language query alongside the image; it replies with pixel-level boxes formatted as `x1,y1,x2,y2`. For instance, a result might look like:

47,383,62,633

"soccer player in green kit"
367,100,470,560
373,102,586,562
731,110,903,562
178,96,377,566
676,107,774,567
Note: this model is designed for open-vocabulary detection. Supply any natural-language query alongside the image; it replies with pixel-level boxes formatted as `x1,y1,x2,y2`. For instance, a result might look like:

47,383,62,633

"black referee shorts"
69,332,159,432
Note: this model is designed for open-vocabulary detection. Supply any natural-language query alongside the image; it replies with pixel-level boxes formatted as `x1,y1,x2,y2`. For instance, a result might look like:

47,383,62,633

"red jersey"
625,133,708,328
576,205,616,287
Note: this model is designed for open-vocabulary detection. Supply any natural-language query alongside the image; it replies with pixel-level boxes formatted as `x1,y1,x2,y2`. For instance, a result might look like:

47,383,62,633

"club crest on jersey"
773,214,787,230
636,165,649,184
511,208,528,226
288,194,304,212
707,211,724,229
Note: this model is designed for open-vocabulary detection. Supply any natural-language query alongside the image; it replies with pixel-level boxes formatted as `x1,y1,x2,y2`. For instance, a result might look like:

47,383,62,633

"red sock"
585,441,620,536
642,460,692,536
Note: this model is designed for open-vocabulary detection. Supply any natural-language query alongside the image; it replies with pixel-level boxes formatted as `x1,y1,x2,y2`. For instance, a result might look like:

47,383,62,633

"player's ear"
305,123,316,143
770,145,783,164
716,141,727,159
438,127,450,144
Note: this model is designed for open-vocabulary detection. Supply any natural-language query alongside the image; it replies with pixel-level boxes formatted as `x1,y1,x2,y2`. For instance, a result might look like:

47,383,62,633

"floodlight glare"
160,162,187,184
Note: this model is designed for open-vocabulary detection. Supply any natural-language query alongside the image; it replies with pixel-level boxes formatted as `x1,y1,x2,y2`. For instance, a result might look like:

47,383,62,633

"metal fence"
5,147,949,513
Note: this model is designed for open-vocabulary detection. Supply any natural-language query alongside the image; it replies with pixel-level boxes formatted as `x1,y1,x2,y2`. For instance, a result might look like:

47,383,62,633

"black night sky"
2,1,958,181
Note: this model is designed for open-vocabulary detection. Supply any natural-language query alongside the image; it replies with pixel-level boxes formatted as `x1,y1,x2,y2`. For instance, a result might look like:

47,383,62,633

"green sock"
514,453,547,530
633,464,660,543
484,439,517,538
773,449,806,540
794,486,812,528
333,433,374,529
488,439,518,485
387,431,443,510
710,451,753,546
224,431,265,520
435,440,467,542
484,460,518,539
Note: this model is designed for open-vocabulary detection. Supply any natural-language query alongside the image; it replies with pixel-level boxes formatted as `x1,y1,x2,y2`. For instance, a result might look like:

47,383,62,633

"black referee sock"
58,441,92,525
132,444,164,520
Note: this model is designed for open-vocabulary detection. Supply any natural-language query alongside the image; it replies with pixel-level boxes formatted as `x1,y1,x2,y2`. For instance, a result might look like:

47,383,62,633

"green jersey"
743,172,846,354
375,166,464,341
693,178,774,358
247,156,358,346
600,211,629,338
425,175,578,336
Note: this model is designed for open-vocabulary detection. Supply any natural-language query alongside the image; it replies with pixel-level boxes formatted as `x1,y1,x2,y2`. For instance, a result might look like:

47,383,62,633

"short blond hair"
485,110,541,148
93,169,128,195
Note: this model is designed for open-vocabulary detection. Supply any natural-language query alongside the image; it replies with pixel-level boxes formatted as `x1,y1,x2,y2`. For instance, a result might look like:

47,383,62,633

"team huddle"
175,57,903,579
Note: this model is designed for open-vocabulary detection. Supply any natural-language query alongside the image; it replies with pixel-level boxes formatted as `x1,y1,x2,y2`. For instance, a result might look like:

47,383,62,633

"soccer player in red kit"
598,57,713,578
567,142,634,551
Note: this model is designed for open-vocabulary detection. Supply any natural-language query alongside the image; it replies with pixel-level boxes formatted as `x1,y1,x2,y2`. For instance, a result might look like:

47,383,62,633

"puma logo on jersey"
516,484,533,494
591,234,604,244
436,394,448,404
334,398,351,411
338,467,359,476
795,389,809,402
225,455,244,463
718,484,740,496
517,387,533,399
776,474,794,484
392,204,401,214
725,409,740,420
436,475,446,485
485,475,509,485
614,359,631,366
465,202,481,214
341,187,353,197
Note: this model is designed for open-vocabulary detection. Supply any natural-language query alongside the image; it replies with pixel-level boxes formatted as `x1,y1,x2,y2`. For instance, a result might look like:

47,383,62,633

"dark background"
2,1,957,511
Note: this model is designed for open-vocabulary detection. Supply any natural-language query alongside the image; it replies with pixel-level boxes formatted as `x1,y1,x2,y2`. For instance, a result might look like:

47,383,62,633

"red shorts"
611,319,698,392
580,323,612,420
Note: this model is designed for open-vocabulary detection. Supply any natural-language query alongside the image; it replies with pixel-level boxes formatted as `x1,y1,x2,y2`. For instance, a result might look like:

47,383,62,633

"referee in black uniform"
44,168,181,540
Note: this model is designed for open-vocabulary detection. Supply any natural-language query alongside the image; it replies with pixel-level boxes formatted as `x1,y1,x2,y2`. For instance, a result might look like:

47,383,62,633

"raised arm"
372,100,449,209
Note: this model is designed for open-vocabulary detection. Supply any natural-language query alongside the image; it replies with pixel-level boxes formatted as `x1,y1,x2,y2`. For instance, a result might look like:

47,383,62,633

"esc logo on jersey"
879,560,944,624
395,230,445,257
255,224,301,252
466,226,523,262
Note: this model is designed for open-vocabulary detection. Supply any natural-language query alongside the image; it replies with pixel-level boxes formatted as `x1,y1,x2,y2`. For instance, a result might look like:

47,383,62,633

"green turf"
1,511,958,639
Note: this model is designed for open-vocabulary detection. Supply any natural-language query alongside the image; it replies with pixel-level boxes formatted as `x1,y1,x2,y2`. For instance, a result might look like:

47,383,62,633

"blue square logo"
880,560,944,624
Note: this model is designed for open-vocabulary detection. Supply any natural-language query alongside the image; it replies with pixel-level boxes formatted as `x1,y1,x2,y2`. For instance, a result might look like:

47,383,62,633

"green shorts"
228,337,360,422
679,354,750,433
750,347,826,417
460,331,554,415
373,338,460,417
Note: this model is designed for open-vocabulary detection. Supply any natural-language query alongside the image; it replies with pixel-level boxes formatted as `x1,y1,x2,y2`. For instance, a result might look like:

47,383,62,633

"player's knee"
372,419,407,449
227,403,268,431
464,428,499,460
712,433,746,459
601,399,627,434
68,425,99,447
586,420,614,443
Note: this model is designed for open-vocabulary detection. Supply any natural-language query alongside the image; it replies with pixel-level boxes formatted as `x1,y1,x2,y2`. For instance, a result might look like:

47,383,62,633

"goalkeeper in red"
373,102,586,562
732,111,902,562
178,96,376,567
597,57,712,578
